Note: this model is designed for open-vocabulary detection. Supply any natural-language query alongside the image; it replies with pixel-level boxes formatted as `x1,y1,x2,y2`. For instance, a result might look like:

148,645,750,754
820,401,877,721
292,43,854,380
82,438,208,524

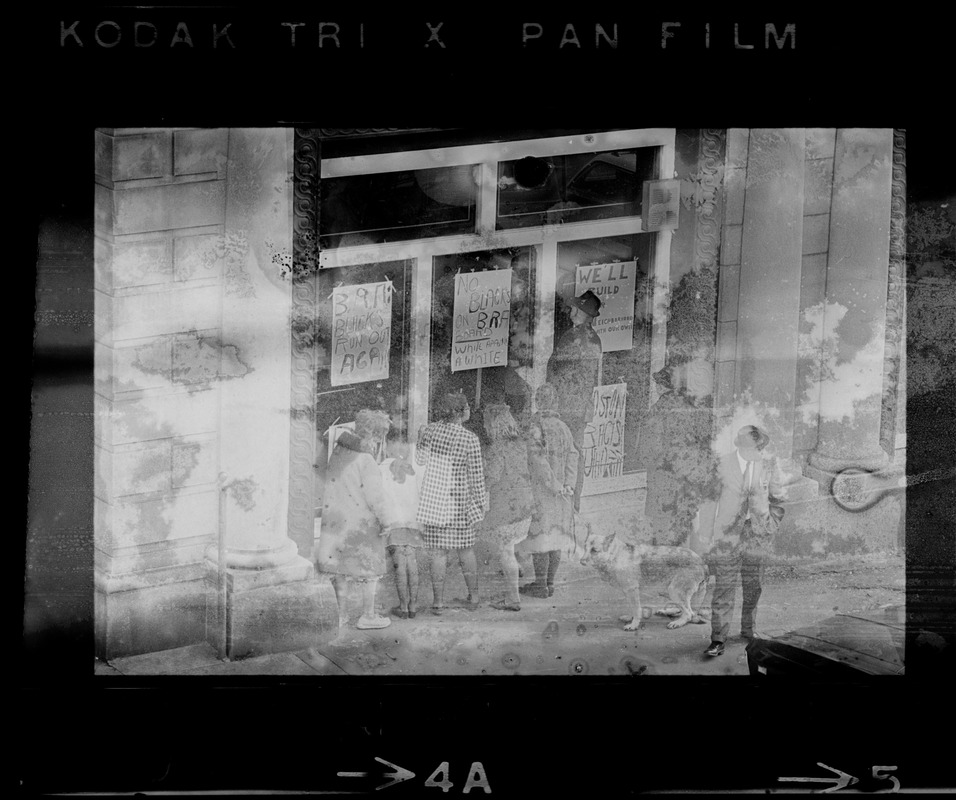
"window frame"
316,129,676,490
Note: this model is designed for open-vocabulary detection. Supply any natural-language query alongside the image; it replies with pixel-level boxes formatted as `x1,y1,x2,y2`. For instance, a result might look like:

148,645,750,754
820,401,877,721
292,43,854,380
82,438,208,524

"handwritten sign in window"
330,281,392,386
575,260,637,352
581,382,627,491
451,269,512,372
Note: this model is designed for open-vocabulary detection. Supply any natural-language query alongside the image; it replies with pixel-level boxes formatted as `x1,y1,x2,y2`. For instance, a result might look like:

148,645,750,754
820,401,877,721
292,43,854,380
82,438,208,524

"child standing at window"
380,428,425,619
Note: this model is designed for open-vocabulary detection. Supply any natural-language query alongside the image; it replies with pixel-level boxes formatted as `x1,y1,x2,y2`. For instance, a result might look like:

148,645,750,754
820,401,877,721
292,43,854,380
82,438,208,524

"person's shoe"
490,600,521,611
547,586,555,597
356,614,391,630
704,641,725,657
390,607,408,619
452,596,481,611
519,583,548,599
740,631,756,641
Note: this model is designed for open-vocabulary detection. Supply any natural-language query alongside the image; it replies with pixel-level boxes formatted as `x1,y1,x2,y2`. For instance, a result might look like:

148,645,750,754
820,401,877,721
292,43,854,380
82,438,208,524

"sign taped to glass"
330,280,392,386
575,260,637,352
582,382,627,491
451,269,512,372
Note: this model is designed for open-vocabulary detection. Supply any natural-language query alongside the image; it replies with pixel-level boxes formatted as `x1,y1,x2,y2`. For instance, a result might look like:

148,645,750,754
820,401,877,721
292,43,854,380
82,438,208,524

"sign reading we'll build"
452,269,512,372
331,281,392,386
575,260,637,353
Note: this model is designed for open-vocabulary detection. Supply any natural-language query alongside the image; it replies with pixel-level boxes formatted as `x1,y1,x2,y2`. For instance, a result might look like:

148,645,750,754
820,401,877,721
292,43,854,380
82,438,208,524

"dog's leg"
689,574,709,624
622,584,643,631
655,602,683,618
663,571,696,629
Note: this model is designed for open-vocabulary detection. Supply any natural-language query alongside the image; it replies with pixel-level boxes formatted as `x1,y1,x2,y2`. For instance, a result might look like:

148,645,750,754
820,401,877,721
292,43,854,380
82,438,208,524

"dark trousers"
709,536,766,643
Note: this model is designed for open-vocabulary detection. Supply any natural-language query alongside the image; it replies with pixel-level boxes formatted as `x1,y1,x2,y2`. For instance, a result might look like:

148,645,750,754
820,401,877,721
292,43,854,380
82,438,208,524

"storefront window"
320,165,478,248
496,147,657,230
554,235,653,476
313,260,413,509
428,247,536,441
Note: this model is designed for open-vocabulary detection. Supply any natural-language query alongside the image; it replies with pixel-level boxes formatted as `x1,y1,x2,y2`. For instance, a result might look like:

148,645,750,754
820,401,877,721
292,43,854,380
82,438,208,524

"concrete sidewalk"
95,554,905,677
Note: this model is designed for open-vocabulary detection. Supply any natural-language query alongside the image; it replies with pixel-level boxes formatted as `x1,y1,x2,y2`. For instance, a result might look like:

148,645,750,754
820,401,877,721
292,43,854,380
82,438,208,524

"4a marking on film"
337,758,491,793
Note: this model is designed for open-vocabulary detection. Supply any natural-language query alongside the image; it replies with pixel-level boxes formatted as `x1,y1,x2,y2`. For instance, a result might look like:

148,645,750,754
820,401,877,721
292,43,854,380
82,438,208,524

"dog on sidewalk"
578,528,709,631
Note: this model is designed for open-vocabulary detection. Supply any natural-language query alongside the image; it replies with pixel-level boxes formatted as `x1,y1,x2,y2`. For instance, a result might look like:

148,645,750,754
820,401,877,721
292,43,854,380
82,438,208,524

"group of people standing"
314,282,790,654
314,386,580,631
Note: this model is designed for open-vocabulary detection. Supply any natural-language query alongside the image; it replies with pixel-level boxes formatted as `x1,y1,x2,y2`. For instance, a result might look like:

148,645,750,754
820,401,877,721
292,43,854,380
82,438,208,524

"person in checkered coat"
415,393,489,614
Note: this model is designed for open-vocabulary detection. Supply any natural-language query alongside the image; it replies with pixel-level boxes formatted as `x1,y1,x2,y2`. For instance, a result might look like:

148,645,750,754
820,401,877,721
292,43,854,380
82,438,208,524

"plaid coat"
415,422,488,530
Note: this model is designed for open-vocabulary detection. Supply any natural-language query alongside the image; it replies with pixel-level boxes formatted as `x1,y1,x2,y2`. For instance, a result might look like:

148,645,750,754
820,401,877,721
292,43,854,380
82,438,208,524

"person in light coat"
698,424,788,657
477,404,535,611
316,409,400,631
521,383,579,599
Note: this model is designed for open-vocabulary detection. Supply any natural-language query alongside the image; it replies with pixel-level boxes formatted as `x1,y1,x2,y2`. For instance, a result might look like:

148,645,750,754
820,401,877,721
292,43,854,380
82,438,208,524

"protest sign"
451,269,512,372
330,281,392,386
575,260,637,352
581,382,627,492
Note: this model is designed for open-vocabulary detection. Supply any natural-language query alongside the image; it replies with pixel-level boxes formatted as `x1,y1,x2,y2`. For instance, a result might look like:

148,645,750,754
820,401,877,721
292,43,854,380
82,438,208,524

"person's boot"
546,550,562,597
519,553,550,598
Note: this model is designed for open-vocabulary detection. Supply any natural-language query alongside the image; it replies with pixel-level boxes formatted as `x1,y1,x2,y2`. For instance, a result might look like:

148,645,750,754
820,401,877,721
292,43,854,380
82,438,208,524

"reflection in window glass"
428,247,536,442
320,165,478,248
554,236,653,472
497,148,657,230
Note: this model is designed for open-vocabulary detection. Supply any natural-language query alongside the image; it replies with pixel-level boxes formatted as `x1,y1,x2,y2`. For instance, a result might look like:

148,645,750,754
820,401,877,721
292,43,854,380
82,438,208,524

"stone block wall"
94,127,228,658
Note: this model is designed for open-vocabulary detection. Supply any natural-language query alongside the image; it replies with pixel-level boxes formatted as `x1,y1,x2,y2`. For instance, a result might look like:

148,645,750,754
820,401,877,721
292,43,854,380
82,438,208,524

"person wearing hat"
546,289,603,508
699,424,788,657
316,409,402,631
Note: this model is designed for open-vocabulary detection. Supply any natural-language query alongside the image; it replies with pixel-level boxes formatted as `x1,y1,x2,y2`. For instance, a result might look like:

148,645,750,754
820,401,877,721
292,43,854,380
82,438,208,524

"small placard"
575,260,638,352
581,382,627,492
330,281,393,386
642,178,681,231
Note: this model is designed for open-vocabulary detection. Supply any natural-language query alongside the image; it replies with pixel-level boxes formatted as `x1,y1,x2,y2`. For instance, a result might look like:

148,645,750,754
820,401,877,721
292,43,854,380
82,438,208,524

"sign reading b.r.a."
451,269,512,372
331,281,392,386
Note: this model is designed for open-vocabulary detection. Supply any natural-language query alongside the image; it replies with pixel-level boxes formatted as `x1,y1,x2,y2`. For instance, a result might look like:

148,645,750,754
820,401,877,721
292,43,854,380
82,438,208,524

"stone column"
709,128,821,557
203,128,337,658
94,127,230,660
731,128,806,460
807,129,893,478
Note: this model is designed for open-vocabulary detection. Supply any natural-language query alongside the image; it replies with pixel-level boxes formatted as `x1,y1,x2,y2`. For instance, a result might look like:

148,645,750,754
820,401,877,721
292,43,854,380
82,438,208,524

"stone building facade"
89,127,906,659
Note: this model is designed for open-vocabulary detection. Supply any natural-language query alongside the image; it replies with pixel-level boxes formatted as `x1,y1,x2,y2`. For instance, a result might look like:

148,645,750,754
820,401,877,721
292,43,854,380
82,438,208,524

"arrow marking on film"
779,762,859,793
374,758,416,791
337,759,415,791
